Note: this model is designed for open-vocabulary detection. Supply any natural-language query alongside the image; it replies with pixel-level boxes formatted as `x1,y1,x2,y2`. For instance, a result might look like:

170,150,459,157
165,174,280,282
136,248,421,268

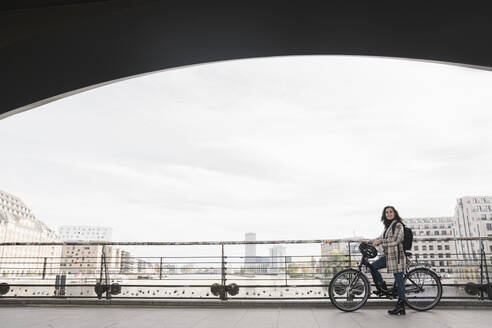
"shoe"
373,282,387,296
388,299,406,315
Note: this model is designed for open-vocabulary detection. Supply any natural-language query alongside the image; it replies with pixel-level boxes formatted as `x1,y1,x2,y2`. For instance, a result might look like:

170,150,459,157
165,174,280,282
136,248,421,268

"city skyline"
3,188,490,244
1,56,492,256
2,189,491,261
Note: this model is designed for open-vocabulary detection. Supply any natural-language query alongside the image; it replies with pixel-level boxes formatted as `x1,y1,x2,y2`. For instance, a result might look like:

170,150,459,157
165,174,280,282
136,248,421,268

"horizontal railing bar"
2,282,488,288
1,236,491,246
0,255,489,261
0,296,484,300
0,260,488,264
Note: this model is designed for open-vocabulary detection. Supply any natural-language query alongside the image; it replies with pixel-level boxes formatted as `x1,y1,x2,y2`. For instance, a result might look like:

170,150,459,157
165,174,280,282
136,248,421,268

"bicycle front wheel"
404,268,442,311
329,268,370,312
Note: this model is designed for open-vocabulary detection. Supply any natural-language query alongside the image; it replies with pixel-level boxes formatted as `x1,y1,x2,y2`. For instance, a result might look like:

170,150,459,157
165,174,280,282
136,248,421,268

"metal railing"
0,237,490,301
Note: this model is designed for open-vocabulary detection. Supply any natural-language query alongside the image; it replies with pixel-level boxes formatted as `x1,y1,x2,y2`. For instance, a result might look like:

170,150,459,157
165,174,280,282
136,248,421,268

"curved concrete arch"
2,1,492,118
2,55,492,121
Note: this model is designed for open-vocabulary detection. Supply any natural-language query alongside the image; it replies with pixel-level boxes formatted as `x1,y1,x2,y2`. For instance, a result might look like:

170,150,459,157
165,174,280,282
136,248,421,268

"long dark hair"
381,205,403,229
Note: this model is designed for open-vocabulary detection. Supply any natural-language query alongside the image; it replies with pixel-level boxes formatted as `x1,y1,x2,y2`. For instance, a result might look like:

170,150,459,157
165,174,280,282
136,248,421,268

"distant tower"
245,232,256,263
269,245,286,273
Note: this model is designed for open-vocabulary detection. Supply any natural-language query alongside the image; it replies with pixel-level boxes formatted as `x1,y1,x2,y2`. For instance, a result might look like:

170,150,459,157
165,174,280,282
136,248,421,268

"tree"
322,249,350,279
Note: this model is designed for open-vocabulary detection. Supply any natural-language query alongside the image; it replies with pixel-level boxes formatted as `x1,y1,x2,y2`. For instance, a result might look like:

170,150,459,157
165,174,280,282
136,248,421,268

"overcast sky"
1,55,492,257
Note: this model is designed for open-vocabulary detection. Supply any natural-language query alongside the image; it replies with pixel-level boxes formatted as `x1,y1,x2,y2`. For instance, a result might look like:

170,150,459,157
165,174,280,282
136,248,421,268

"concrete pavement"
1,306,492,328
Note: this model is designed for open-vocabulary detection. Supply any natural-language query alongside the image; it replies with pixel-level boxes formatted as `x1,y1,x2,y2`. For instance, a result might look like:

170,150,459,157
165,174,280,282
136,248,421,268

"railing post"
98,248,104,298
284,255,288,286
42,257,47,280
102,246,111,299
159,257,163,280
480,240,485,300
348,241,352,267
220,243,227,300
100,248,104,277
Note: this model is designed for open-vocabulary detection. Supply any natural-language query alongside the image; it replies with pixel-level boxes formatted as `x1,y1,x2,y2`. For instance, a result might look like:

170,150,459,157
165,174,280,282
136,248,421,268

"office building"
404,216,457,277
244,232,256,263
58,225,120,275
0,190,62,276
269,245,286,273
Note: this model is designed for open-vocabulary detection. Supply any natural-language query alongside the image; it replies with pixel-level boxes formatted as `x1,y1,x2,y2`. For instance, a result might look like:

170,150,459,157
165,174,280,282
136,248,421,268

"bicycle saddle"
359,243,378,259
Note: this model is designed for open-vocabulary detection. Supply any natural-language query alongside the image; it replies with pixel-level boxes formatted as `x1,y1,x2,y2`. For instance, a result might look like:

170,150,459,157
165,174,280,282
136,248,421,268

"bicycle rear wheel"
404,268,442,311
329,268,370,312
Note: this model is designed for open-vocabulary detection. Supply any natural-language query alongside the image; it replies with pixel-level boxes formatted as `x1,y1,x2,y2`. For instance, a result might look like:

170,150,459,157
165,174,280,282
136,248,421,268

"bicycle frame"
354,255,426,298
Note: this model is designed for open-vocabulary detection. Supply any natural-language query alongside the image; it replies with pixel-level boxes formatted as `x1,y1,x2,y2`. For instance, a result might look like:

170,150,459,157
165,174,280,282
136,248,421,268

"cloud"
1,55,492,258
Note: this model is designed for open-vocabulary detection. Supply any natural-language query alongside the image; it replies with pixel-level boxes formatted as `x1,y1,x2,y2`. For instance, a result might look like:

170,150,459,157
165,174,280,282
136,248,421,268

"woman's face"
385,207,395,220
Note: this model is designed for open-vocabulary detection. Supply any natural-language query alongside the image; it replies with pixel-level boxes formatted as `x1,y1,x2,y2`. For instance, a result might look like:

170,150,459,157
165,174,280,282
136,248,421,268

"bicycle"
328,242,442,312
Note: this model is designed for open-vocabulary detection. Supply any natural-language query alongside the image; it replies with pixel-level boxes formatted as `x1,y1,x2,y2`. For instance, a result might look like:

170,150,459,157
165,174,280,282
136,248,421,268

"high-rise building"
244,232,256,263
0,190,62,276
404,217,457,277
454,196,492,258
453,196,492,281
269,245,286,273
242,233,271,274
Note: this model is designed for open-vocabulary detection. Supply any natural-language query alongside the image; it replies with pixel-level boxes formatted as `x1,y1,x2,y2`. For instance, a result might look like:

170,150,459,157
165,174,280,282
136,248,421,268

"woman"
361,206,406,315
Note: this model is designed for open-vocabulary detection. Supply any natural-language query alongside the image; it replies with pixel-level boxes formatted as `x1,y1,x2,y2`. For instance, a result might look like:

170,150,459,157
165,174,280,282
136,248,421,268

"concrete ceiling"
1,1,492,118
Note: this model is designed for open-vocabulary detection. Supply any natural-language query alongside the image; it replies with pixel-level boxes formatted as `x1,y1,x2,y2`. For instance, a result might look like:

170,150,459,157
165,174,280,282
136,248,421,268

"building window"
446,253,451,258
437,245,442,250
414,246,419,251
422,246,427,251
487,223,492,231
445,245,450,250
429,245,434,251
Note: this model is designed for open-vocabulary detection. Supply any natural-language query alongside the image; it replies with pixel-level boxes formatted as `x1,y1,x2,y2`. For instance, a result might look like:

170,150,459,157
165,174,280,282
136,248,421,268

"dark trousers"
371,256,406,300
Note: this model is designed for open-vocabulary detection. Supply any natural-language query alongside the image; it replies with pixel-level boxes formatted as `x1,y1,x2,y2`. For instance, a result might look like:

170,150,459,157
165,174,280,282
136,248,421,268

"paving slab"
1,306,492,328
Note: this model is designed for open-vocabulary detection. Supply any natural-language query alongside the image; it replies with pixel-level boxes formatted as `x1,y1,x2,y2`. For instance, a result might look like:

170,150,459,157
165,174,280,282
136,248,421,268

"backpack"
392,221,413,251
